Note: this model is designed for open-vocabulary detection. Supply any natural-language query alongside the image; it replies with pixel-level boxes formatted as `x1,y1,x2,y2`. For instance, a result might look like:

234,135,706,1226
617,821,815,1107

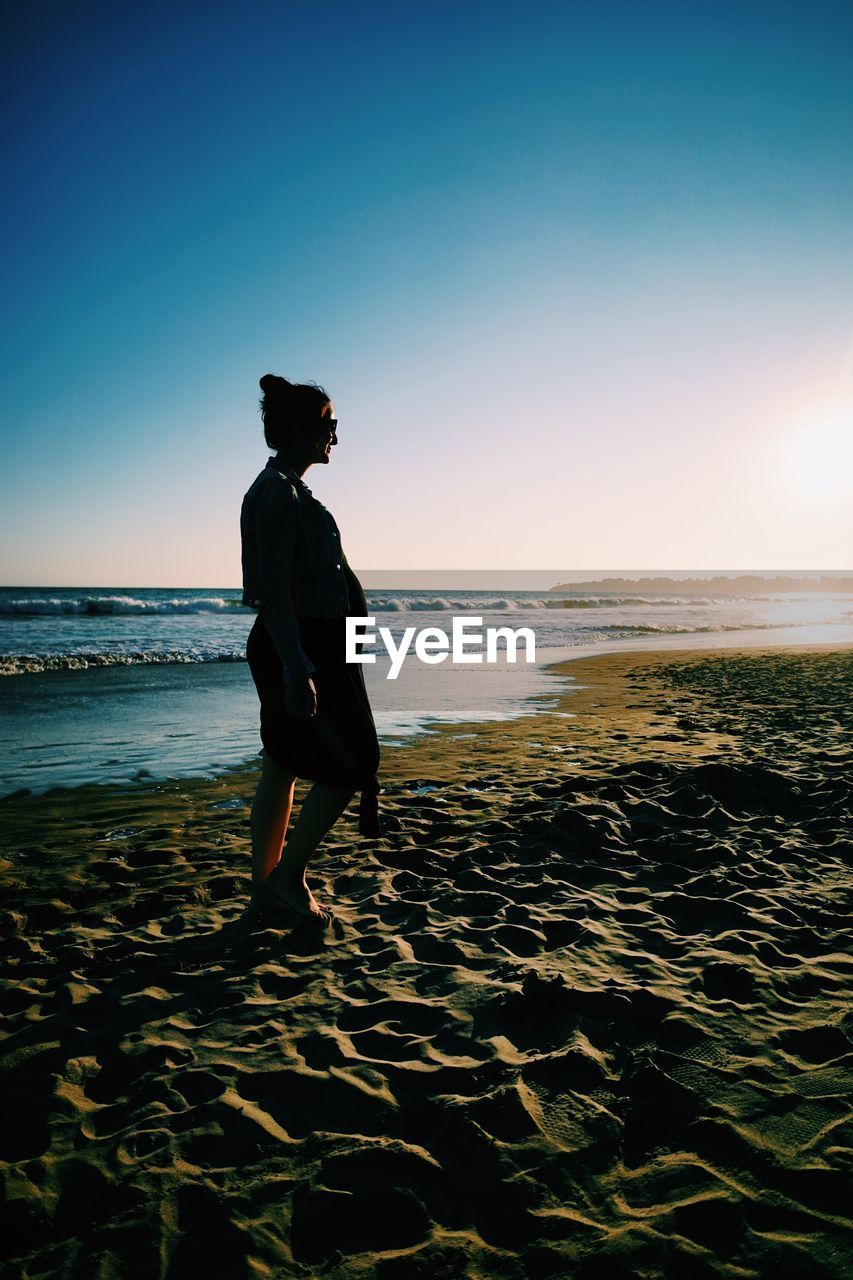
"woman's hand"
285,675,318,719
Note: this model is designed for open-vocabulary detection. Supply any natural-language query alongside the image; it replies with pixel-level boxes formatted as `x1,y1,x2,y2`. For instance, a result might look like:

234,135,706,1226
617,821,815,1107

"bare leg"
264,781,355,920
250,753,295,908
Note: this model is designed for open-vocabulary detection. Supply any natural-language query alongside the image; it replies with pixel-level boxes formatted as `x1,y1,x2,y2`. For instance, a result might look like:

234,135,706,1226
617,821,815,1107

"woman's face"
311,401,338,465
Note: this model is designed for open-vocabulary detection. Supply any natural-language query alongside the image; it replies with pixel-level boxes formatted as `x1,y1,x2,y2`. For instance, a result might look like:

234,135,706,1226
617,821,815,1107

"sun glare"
783,413,853,500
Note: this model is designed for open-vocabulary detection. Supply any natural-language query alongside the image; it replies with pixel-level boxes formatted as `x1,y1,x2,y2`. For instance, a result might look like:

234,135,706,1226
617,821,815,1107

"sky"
1,0,851,586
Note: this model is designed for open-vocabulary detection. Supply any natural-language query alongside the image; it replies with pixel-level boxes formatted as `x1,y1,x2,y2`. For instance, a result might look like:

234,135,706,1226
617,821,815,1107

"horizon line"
2,569,852,591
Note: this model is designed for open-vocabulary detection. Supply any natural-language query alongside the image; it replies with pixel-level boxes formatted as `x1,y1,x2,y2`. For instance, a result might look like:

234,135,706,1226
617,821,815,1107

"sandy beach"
1,643,851,1280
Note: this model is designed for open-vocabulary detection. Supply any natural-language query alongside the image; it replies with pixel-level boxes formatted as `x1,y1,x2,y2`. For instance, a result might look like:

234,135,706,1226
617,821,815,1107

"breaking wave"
369,595,800,611
371,596,527,612
596,622,787,635
0,595,247,617
0,649,248,675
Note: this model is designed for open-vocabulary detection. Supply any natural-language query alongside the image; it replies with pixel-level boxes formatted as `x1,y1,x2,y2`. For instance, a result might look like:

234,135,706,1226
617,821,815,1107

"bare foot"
259,872,331,925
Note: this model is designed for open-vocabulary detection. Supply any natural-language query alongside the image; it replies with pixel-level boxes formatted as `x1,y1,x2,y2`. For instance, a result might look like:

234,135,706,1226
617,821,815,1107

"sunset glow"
784,412,853,501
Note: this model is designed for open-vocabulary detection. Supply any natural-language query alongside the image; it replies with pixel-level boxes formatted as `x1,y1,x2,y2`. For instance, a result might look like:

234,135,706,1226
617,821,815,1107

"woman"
241,374,381,925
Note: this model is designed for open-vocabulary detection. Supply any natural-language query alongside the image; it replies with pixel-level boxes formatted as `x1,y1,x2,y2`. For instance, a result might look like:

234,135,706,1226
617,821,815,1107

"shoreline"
1,643,851,1279
3,633,851,807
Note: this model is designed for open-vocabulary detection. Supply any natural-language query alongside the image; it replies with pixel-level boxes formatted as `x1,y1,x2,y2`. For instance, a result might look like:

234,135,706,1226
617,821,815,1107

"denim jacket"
241,456,351,683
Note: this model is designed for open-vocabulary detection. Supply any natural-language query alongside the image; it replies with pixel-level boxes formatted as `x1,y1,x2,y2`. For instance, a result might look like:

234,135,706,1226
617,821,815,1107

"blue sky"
2,0,851,584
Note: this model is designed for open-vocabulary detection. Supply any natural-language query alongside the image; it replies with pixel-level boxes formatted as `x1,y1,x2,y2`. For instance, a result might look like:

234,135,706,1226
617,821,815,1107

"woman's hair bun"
258,374,330,449
259,373,292,396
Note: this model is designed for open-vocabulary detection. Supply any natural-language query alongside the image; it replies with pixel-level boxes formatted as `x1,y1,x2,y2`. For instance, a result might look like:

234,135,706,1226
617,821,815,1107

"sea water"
1,584,851,796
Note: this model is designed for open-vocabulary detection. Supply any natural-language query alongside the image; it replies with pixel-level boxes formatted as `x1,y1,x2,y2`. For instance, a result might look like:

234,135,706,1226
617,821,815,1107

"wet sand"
1,644,851,1279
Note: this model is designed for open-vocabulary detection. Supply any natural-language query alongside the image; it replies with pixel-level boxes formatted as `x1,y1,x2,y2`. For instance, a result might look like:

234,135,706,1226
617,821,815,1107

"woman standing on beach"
241,374,381,924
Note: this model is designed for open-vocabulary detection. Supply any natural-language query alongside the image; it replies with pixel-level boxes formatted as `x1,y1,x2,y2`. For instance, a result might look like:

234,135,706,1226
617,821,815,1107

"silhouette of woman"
241,375,381,924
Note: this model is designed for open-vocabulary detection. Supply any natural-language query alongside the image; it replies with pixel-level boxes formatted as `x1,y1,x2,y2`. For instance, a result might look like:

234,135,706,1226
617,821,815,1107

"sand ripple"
1,647,851,1278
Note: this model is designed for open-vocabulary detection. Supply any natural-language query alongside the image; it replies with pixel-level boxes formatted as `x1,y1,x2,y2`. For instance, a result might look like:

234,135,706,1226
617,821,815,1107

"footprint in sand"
776,1023,852,1064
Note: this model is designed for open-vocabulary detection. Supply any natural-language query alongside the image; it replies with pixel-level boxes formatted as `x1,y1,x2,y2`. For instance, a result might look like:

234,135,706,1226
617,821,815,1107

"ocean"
2,583,851,796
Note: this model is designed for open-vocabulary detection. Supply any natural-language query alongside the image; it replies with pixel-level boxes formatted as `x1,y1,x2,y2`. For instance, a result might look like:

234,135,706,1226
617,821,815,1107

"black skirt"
246,612,382,836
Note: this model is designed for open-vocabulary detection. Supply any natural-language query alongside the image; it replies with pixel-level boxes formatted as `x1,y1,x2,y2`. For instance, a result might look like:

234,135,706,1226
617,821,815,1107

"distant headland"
548,575,853,594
